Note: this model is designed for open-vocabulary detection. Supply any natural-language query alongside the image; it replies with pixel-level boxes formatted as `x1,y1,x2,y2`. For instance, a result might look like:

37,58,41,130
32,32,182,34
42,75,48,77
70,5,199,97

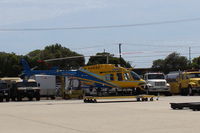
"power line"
124,54,168,58
123,43,200,48
71,44,116,50
70,42,200,52
1,17,200,31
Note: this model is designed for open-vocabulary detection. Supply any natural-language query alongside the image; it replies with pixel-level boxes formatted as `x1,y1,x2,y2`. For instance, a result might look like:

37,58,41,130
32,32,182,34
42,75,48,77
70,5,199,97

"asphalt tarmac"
0,96,200,133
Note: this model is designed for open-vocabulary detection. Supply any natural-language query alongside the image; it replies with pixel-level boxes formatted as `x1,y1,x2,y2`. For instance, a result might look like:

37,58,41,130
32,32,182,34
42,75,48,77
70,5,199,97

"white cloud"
0,0,108,26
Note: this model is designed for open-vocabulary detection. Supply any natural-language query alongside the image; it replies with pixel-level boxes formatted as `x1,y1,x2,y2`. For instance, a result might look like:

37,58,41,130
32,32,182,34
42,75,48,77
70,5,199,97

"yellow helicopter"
82,64,146,95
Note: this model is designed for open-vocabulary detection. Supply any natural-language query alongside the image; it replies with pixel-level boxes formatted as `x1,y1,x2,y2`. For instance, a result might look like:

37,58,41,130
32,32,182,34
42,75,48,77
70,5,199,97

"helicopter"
20,56,146,97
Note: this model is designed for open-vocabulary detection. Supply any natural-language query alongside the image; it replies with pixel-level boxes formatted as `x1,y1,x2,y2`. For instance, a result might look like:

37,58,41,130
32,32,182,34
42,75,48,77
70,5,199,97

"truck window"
166,73,179,82
147,74,165,79
27,82,38,87
16,82,25,87
187,73,200,78
17,82,37,87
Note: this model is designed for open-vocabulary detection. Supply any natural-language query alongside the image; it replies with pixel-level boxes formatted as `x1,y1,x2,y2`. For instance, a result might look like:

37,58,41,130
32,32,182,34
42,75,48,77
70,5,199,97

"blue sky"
0,0,200,68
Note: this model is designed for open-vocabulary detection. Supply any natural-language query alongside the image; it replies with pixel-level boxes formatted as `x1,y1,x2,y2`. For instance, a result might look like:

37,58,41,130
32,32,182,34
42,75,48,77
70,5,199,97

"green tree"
164,52,189,73
152,52,189,73
152,59,165,72
191,56,200,69
27,44,85,70
0,52,22,77
87,52,131,68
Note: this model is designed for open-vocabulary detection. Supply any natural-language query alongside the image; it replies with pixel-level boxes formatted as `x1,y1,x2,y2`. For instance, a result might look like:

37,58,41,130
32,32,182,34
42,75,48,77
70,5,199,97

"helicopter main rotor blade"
44,55,109,62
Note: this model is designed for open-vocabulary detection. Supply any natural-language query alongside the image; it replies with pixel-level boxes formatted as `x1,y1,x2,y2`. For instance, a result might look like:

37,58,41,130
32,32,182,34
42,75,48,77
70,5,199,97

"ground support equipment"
170,102,200,111
83,95,156,103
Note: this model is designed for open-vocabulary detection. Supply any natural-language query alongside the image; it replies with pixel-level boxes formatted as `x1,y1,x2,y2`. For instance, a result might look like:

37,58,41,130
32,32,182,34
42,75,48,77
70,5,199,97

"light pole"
119,43,122,65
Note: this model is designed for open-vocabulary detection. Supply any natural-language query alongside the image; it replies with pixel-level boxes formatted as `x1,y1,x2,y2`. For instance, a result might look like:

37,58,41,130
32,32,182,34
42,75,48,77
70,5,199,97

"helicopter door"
117,73,123,81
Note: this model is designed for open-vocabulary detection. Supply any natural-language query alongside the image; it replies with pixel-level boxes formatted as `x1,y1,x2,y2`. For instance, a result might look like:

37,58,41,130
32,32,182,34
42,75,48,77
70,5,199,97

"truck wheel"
181,88,187,96
35,92,40,101
184,87,190,96
28,97,33,101
0,97,3,102
50,96,55,100
36,96,40,101
17,96,22,101
6,97,9,102
180,85,186,96
11,97,15,101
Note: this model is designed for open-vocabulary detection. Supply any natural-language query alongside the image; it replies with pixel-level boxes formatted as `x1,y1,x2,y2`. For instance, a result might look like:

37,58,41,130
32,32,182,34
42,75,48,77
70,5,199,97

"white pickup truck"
144,73,171,95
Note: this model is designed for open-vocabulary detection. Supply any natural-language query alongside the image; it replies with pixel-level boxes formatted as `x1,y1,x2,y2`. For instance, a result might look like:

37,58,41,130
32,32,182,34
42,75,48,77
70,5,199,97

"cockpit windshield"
131,71,141,80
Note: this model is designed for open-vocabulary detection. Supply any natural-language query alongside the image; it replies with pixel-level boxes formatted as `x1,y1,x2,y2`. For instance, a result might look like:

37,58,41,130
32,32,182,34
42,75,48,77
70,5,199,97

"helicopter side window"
117,73,123,81
124,73,131,80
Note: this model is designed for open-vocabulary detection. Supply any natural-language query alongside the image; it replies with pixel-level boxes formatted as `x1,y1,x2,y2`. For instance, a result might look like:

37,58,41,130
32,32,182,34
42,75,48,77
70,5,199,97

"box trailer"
34,75,56,99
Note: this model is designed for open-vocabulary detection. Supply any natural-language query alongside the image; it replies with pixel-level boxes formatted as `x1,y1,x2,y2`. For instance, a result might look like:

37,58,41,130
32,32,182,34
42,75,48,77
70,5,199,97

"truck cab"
178,71,200,95
2,78,40,101
144,73,171,95
0,80,10,102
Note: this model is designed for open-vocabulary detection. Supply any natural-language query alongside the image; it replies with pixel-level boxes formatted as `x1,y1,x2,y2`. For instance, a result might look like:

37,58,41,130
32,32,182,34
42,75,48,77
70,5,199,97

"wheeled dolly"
83,95,156,103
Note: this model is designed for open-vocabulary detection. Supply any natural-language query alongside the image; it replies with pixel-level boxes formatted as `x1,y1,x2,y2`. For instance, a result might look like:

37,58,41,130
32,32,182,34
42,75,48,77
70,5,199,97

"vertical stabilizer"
20,58,31,71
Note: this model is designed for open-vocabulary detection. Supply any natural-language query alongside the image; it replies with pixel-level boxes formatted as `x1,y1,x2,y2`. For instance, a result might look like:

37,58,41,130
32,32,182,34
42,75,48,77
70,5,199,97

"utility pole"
119,43,122,65
103,49,109,64
106,54,109,64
